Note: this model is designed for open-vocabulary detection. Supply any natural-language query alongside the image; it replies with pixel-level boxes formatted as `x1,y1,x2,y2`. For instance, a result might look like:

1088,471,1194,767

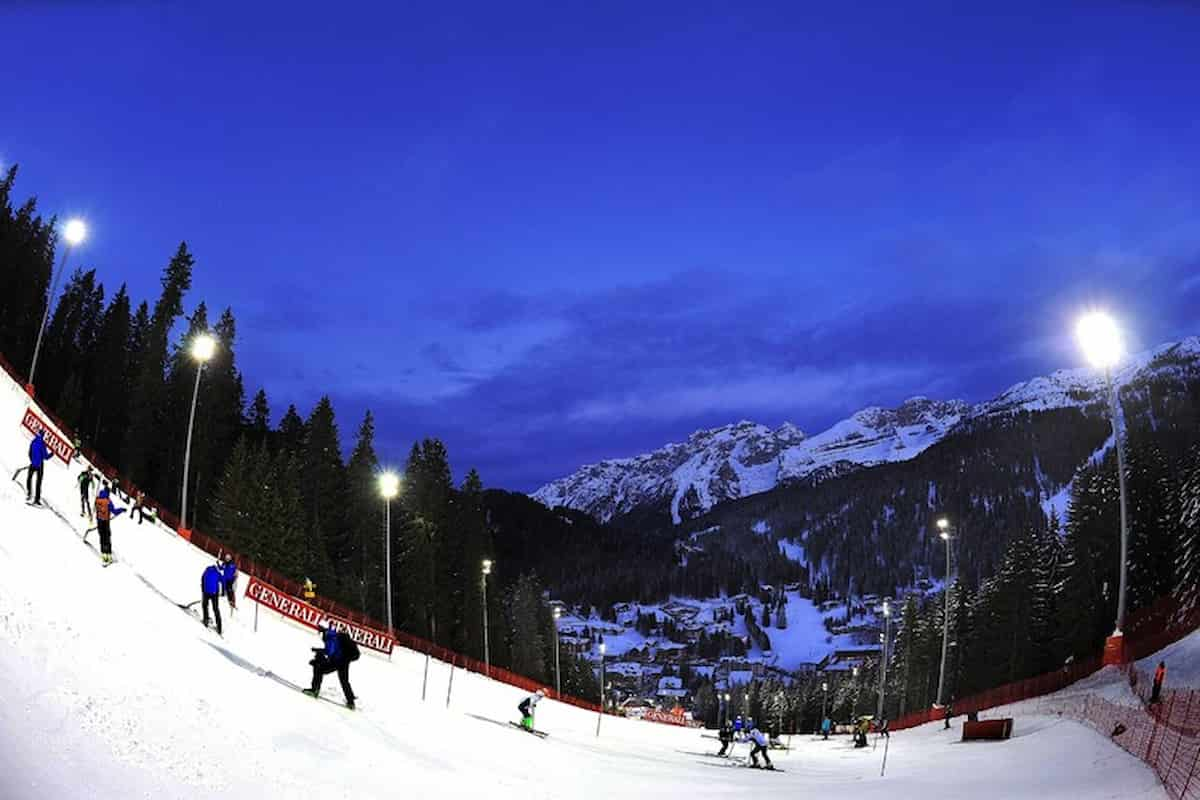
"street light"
180,333,217,532
821,680,829,725
379,472,401,634
597,641,606,737
935,517,954,708
853,666,861,716
481,559,493,675
722,692,731,726
1076,311,1131,641
552,606,562,696
27,218,87,395
877,599,891,721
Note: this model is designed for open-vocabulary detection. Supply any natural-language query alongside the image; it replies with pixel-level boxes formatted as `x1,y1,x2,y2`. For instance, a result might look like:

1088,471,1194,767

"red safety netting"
886,596,1200,799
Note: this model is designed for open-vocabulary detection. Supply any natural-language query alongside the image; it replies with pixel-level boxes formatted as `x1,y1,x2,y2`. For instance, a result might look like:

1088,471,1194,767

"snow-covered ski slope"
0,379,1167,799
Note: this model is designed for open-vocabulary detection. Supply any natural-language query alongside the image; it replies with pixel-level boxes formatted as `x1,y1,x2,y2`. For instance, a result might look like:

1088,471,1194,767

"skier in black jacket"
716,720,735,756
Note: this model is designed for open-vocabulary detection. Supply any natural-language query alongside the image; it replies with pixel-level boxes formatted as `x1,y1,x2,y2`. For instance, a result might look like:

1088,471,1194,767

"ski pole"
880,733,890,777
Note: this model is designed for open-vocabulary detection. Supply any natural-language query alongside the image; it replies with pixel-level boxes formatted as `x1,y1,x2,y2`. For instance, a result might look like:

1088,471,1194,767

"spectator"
1151,661,1166,705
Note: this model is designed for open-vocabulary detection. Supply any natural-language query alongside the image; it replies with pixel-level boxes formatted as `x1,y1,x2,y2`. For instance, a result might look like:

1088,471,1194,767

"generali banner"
21,407,75,463
641,709,691,727
245,575,394,655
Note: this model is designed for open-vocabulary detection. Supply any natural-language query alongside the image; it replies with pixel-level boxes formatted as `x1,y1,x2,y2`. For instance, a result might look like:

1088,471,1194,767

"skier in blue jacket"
220,553,238,611
201,562,224,635
26,431,51,505
304,623,357,709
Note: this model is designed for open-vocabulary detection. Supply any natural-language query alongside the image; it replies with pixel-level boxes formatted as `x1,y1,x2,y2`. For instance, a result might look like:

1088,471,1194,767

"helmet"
223,553,233,562
536,689,545,697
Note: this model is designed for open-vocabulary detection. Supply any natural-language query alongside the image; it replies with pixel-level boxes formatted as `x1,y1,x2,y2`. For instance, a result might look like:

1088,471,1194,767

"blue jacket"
322,626,341,660
29,433,50,468
201,565,223,596
221,562,237,586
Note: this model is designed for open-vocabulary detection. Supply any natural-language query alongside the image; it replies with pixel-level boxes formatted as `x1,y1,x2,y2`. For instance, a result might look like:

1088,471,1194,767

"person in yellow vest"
303,578,316,600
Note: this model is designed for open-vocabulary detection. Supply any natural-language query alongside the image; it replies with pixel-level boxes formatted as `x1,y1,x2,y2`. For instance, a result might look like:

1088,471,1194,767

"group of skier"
716,715,774,769
199,554,238,635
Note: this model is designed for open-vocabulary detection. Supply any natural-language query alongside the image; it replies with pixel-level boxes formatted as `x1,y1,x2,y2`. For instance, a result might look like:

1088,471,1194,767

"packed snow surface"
0,378,1169,799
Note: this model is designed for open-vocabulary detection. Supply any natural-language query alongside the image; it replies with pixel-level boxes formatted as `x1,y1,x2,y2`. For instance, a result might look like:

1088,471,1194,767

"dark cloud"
327,243,1200,493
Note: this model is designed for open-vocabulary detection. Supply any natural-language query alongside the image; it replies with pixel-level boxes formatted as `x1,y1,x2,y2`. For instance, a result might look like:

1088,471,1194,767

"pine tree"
506,573,548,681
160,303,211,508
39,268,104,419
0,165,57,365
212,438,257,555
122,243,194,487
301,397,344,593
1126,438,1178,610
87,285,133,458
246,389,272,448
457,468,493,660
278,404,306,455
344,411,381,614
1176,446,1200,617
1058,459,1121,658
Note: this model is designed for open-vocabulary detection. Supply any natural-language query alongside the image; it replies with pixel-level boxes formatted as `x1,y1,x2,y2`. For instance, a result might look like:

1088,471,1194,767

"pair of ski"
697,753,782,772
508,722,549,738
262,670,358,711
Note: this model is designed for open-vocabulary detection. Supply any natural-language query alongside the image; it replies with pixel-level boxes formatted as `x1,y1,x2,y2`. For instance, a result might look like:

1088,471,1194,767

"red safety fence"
985,675,1200,800
885,595,1200,799
0,350,604,717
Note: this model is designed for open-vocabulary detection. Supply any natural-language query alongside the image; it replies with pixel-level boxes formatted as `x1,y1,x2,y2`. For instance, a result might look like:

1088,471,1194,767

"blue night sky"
4,2,1199,490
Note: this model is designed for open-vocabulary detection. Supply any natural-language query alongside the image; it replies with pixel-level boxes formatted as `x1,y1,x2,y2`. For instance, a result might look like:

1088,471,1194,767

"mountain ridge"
533,335,1200,524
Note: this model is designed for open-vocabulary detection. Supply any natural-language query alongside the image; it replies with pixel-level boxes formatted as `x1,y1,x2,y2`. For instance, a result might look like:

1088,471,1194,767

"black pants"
312,655,355,703
202,592,222,635
750,743,772,767
98,519,113,555
26,464,43,503
1151,682,1163,704
80,490,92,517
717,739,731,756
224,580,237,608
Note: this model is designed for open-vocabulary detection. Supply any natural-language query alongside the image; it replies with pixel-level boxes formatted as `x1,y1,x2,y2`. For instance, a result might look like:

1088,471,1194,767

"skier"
716,720,735,756
518,689,545,731
132,490,147,524
854,716,870,748
747,724,773,769
1151,661,1166,705
78,468,97,519
733,715,744,739
201,561,224,635
220,552,238,611
821,716,832,740
26,430,50,505
304,623,358,709
93,486,125,565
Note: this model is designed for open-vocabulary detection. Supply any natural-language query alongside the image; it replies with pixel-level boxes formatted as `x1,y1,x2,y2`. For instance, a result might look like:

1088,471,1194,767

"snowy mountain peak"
533,335,1200,525
533,397,966,524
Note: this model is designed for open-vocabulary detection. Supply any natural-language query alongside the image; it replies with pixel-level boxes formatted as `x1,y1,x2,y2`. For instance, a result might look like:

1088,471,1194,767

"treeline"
1,165,595,696
2,166,244,528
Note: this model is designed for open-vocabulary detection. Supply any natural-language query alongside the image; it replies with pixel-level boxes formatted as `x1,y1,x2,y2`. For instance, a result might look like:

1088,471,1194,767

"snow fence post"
445,658,455,709
422,654,430,702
